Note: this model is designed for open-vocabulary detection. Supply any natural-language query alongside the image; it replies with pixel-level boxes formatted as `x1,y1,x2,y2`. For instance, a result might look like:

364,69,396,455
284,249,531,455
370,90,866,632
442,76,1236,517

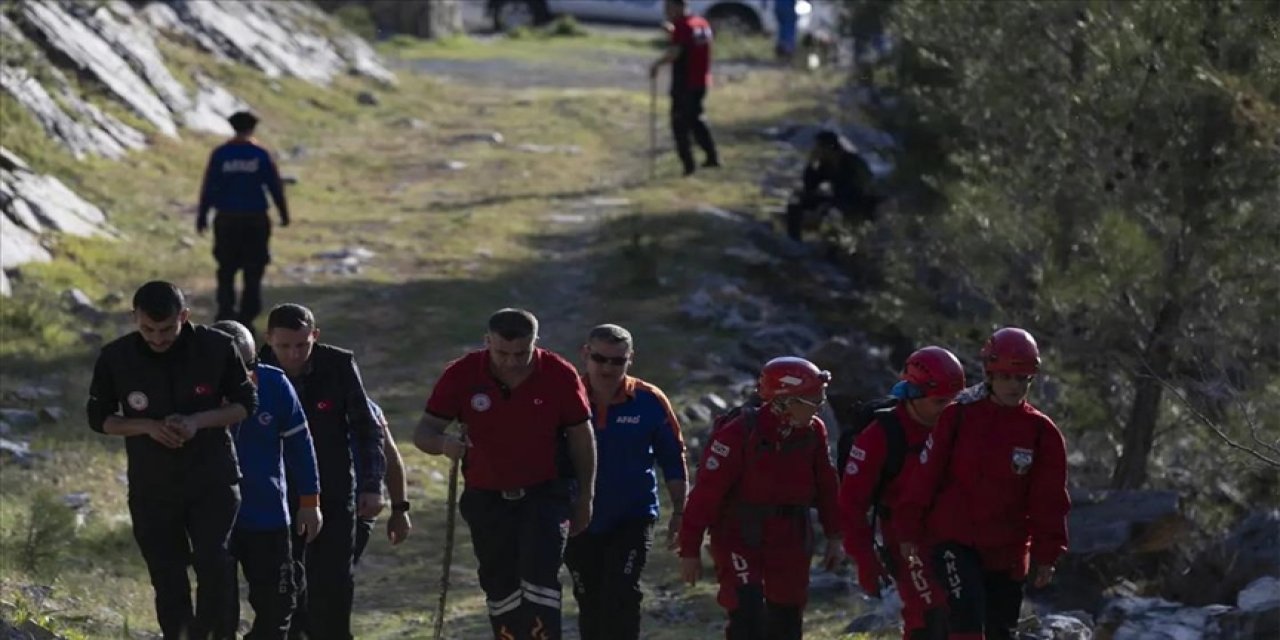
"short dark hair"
211,320,255,365
666,0,687,7
488,308,538,341
815,129,840,149
267,303,316,332
228,111,258,134
132,281,185,320
587,324,633,352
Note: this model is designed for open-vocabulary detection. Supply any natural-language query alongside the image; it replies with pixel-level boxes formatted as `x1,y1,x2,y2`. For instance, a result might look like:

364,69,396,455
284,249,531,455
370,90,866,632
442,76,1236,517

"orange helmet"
899,347,966,399
757,357,831,402
981,328,1041,375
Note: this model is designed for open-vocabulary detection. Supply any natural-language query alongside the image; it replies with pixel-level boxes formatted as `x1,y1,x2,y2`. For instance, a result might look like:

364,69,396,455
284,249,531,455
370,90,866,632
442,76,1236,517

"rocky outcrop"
0,147,116,296
0,0,397,295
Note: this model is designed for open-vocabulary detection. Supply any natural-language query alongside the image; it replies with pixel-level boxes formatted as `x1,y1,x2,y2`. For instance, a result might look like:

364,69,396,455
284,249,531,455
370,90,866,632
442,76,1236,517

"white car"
489,0,816,36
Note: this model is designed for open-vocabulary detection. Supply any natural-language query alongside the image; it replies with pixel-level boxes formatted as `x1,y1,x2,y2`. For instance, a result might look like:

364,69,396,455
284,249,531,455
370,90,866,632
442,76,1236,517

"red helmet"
981,327,1041,375
758,357,831,402
901,347,966,398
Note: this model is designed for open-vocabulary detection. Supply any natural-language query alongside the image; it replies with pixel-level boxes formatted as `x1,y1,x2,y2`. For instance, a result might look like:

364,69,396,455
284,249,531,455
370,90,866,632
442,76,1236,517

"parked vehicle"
488,0,816,36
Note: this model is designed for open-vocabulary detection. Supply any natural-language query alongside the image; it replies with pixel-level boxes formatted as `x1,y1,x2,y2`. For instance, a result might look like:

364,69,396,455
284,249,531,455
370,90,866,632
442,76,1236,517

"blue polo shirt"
587,375,687,533
234,364,320,531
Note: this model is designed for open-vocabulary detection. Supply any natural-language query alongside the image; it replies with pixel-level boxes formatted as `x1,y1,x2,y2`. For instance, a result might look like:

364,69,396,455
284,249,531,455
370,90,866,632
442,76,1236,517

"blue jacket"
198,138,288,221
586,376,687,534
234,364,320,531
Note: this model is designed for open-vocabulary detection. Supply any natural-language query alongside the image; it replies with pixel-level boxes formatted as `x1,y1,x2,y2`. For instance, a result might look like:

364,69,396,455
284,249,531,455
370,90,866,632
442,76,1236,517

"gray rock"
2,158,113,238
0,409,39,429
184,73,250,136
38,407,65,424
396,117,428,130
62,288,103,321
77,2,192,118
79,331,103,346
443,160,468,171
11,384,58,402
739,324,824,362
20,1,178,136
1067,489,1187,555
0,437,35,466
62,492,91,511
683,403,713,424
450,132,504,146
701,392,729,413
1022,613,1094,640
515,143,581,155
0,421,9,436
1238,576,1280,612
356,91,379,106
0,64,141,160
1098,597,1233,640
172,1,345,85
1171,509,1280,606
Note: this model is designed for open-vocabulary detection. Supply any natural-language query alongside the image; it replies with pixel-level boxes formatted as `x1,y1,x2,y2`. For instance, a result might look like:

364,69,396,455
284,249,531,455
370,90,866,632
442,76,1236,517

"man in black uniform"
260,303,386,640
87,281,257,640
197,111,290,330
785,129,879,241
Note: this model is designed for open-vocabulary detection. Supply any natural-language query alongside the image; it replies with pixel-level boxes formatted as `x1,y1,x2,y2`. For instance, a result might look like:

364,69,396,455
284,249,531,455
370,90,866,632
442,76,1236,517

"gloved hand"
279,213,290,227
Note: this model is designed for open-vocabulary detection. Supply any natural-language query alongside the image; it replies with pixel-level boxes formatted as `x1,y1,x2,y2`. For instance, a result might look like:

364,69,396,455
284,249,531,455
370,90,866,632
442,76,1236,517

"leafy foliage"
842,0,1280,490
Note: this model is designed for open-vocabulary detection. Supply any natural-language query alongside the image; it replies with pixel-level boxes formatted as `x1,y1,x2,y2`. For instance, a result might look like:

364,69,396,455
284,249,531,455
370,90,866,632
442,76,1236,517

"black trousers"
128,483,240,640
213,213,271,327
563,517,655,640
724,585,803,640
671,90,719,173
934,542,1024,640
460,481,571,640
288,499,356,640
231,528,295,639
352,516,376,565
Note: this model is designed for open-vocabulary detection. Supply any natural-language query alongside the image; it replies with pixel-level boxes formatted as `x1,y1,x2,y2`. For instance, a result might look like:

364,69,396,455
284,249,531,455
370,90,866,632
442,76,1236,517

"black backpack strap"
869,408,905,520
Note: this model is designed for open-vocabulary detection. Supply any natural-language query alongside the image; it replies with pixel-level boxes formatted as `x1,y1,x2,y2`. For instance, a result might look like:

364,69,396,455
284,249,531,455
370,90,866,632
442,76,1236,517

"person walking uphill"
839,347,965,640
650,0,720,176
259,304,386,640
211,320,322,639
679,357,845,640
896,328,1071,640
197,111,290,330
86,281,257,640
564,324,688,640
414,308,597,640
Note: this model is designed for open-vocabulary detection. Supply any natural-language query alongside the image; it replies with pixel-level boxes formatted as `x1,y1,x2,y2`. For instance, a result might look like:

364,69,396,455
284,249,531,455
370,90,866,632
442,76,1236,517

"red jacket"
895,393,1070,570
678,408,841,557
838,405,931,566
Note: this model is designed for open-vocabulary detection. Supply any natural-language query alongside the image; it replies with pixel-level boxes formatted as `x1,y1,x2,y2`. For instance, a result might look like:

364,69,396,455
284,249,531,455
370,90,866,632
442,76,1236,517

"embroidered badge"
704,456,720,470
1012,447,1034,475
127,391,149,411
848,445,867,462
471,393,492,412
710,441,730,457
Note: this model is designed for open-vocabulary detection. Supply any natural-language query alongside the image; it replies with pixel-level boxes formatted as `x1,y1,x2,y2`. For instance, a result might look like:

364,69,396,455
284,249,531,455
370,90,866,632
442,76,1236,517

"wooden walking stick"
432,438,463,640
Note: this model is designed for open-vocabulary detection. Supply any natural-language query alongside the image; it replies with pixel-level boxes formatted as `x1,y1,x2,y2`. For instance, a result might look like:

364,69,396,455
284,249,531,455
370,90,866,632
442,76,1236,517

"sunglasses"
788,396,826,409
588,352,629,366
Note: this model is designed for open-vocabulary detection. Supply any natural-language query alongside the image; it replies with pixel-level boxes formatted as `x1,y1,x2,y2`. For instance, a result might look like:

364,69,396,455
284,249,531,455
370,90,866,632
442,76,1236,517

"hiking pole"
649,75,657,181
432,439,463,640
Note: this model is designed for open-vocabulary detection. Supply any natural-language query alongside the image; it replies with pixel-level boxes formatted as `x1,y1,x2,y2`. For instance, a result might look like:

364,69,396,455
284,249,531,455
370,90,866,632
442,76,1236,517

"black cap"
228,111,259,133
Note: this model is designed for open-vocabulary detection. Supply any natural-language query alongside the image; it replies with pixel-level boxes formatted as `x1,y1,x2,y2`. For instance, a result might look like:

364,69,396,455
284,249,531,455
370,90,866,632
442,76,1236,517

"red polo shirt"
425,348,591,491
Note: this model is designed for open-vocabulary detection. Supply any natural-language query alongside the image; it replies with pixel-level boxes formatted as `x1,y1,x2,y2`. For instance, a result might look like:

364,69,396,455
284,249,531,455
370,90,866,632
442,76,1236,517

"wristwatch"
392,500,411,513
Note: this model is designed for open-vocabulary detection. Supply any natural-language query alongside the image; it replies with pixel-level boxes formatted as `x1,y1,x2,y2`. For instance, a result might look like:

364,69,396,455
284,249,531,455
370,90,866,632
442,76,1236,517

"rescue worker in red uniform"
896,328,1071,640
678,357,845,640
840,347,965,640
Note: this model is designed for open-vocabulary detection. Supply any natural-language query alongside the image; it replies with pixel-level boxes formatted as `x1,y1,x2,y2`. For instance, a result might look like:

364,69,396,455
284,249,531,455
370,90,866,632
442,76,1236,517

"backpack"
836,396,898,472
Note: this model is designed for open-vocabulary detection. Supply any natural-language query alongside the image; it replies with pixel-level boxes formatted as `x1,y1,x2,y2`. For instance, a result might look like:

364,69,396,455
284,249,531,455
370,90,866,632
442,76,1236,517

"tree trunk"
1111,295,1183,489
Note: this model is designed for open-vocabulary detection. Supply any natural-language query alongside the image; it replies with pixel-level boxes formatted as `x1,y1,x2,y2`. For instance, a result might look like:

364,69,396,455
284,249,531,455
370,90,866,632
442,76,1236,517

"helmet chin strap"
769,401,808,432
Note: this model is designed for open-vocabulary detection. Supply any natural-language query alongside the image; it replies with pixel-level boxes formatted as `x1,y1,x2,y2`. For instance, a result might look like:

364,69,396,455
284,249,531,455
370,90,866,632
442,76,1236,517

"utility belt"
731,502,811,549
469,478,565,503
